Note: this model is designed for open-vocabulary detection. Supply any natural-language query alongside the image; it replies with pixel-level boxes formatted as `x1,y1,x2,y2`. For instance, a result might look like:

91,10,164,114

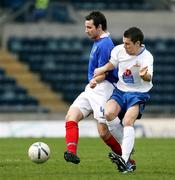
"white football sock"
106,117,123,144
122,126,135,163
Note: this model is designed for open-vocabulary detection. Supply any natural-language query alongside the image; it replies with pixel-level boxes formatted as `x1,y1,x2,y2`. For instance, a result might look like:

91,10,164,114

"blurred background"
0,0,175,137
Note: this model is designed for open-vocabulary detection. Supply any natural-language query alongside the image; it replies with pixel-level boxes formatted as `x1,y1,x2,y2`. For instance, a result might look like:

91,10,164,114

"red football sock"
105,135,122,155
65,121,79,155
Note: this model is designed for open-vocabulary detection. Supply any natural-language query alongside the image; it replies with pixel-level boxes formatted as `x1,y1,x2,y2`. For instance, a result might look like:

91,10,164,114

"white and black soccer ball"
28,142,50,163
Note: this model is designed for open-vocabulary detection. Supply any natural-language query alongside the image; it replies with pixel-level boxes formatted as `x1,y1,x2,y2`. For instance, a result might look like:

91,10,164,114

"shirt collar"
100,32,110,38
137,45,146,56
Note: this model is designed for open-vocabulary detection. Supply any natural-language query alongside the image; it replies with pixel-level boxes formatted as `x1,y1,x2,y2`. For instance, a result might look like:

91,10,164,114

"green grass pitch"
0,138,174,180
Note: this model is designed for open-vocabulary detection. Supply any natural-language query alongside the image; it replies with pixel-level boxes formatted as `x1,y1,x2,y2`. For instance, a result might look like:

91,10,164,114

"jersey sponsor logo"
122,69,134,83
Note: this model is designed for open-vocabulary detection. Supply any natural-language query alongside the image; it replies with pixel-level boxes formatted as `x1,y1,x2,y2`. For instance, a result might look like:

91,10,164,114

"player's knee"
65,112,78,122
65,107,83,122
104,110,115,121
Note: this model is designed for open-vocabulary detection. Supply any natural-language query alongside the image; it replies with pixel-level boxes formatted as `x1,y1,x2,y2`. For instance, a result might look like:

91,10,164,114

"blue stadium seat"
0,76,16,85
47,3,75,23
0,66,48,112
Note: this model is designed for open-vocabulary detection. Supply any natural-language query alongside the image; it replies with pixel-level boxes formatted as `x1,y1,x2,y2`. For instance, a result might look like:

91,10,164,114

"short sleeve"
109,46,119,68
143,53,154,77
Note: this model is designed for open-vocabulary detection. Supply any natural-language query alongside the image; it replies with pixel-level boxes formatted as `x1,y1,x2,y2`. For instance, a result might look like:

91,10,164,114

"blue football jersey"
88,36,118,83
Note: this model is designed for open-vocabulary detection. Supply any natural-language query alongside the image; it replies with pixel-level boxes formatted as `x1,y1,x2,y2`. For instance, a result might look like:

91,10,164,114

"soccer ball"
28,142,50,163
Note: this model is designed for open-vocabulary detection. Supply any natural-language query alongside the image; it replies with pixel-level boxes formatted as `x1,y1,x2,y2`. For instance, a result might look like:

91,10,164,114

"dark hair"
124,27,144,45
85,11,107,31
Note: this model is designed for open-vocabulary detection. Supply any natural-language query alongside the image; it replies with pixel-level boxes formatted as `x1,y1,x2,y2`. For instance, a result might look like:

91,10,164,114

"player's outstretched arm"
94,62,115,77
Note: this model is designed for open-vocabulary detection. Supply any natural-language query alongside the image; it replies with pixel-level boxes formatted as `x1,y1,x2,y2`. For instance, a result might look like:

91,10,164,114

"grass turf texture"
0,138,174,180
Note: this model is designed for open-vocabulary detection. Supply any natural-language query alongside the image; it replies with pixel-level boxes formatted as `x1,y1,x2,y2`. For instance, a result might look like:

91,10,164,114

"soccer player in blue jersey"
64,11,124,165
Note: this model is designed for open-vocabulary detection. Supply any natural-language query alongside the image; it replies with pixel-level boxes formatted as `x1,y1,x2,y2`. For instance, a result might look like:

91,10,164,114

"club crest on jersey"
122,69,134,83
92,46,97,53
90,46,97,59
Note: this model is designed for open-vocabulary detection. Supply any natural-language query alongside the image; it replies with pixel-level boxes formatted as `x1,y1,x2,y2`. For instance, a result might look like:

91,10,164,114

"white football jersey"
110,44,153,92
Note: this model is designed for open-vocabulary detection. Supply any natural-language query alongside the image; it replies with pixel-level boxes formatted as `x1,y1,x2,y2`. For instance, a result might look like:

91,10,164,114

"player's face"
85,20,100,40
123,37,140,55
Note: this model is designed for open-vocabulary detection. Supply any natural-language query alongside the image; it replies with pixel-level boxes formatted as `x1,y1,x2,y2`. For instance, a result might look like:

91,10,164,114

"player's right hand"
89,79,97,88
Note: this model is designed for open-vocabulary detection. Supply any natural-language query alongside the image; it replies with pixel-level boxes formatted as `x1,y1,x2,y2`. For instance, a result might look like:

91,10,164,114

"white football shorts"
71,80,115,123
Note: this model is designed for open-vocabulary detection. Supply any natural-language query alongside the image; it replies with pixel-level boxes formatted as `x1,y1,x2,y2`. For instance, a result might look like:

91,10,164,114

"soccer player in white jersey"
64,11,125,165
94,27,153,173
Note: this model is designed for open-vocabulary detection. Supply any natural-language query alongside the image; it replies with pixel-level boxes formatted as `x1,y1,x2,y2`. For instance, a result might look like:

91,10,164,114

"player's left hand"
139,66,148,77
89,79,97,88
